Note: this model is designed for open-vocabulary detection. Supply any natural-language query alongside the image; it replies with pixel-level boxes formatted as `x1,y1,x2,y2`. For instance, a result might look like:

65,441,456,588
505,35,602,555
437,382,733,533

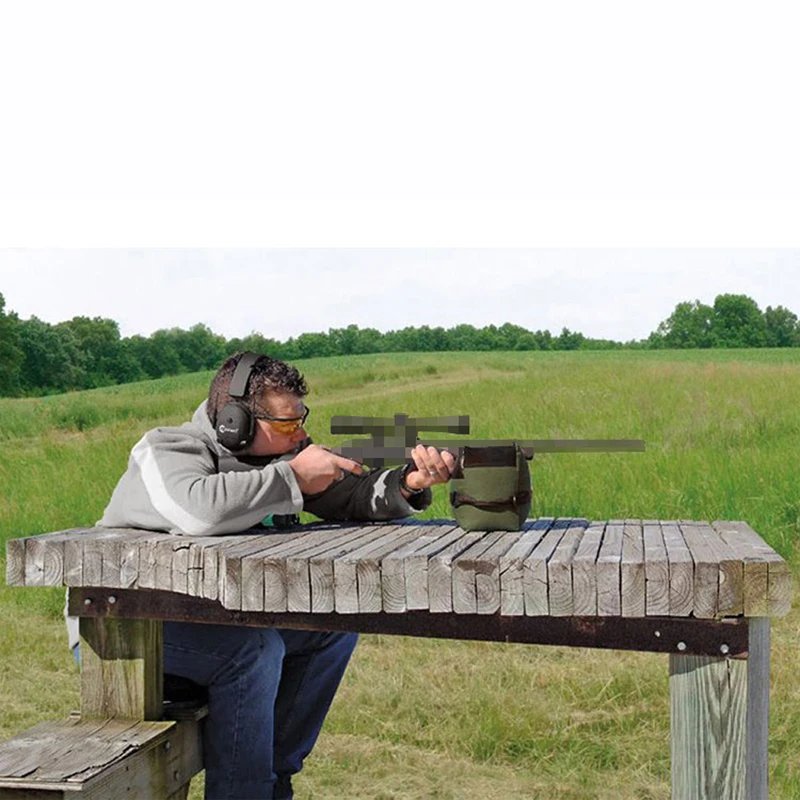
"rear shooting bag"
449,444,532,531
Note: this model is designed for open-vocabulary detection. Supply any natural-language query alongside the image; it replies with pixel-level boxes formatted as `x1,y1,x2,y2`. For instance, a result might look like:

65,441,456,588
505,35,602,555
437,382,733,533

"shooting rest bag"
449,444,532,531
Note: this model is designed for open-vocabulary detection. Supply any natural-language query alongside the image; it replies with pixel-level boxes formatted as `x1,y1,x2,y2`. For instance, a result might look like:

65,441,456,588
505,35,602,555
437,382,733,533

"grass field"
1,349,799,798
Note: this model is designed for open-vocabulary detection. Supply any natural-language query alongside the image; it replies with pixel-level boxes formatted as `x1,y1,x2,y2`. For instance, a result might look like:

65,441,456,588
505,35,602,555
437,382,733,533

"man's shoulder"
137,420,218,458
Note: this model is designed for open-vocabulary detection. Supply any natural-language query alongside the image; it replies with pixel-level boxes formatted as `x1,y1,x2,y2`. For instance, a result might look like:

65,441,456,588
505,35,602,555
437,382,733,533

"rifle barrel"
332,439,645,465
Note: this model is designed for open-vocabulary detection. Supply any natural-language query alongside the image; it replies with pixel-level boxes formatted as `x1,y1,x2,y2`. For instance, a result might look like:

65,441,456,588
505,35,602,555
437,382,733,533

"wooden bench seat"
0,715,203,800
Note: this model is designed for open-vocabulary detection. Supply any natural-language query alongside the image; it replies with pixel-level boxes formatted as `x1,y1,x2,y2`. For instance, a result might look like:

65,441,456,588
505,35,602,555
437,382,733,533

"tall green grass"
2,349,799,798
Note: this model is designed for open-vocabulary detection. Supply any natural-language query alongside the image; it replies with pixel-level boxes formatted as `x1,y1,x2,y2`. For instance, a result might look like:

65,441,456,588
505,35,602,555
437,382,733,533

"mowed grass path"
1,350,799,798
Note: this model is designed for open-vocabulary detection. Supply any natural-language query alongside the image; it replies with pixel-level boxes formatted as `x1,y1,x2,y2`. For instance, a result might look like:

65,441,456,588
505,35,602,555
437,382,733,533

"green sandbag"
449,444,532,531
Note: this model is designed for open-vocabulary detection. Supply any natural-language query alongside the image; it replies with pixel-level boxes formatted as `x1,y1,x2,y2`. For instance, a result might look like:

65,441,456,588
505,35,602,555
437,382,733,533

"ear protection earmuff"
216,352,260,452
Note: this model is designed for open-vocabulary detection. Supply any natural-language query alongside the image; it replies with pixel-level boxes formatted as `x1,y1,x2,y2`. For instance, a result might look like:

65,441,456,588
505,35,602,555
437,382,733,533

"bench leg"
669,617,769,800
79,617,164,720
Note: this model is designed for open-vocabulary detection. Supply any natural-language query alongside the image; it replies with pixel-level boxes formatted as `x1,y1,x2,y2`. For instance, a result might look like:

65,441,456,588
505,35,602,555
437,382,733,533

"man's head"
208,352,309,456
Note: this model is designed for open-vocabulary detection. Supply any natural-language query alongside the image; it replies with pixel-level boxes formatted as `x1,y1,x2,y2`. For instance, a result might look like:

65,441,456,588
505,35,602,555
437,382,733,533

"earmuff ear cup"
216,401,256,452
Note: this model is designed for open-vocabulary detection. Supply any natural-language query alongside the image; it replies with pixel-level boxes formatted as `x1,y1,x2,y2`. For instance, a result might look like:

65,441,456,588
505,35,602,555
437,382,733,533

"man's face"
248,391,309,456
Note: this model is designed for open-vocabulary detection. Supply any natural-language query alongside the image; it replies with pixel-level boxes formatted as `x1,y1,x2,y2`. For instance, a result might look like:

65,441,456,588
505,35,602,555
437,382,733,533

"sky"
1,249,798,343
1,2,798,337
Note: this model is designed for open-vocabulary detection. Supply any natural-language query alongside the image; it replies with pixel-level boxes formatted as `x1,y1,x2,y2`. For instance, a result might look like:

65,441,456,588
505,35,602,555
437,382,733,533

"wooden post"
79,616,164,720
669,618,770,800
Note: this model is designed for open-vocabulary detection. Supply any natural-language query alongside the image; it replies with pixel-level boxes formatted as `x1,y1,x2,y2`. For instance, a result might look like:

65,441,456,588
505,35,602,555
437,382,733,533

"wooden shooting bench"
2,518,793,800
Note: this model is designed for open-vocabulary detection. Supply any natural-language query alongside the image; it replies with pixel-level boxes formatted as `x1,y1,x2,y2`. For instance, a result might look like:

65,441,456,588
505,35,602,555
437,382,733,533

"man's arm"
301,445,455,522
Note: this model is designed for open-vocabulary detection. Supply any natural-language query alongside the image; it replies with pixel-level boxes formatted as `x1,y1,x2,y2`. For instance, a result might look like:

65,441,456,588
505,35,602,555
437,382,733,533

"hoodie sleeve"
302,466,432,522
99,427,304,536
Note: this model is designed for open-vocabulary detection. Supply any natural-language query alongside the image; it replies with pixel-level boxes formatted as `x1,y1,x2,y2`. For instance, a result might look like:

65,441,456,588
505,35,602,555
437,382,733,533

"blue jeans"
74,625,358,800
163,622,358,800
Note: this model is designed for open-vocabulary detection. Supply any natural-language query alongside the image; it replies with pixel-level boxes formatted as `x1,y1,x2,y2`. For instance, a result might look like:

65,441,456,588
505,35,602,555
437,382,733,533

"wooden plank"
83,533,106,588
119,536,142,590
474,531,522,615
37,718,144,781
670,652,747,799
547,522,587,617
452,531,508,615
596,522,624,616
137,536,161,590
24,536,51,587
621,521,645,618
219,534,286,611
242,530,313,612
64,534,83,587
305,525,399,613
696,522,743,617
679,521,719,619
746,618,770,799
499,518,553,616
0,718,119,782
333,525,407,613
0,717,201,800
523,520,571,616
428,531,485,613
571,522,604,616
643,522,670,616
100,533,123,589
357,526,426,613
661,522,693,617
380,524,460,613
403,524,465,611
713,521,790,617
4,538,25,587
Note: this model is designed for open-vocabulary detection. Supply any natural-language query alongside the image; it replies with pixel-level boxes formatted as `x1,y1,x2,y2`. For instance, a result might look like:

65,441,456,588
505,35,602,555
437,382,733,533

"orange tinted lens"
268,419,302,434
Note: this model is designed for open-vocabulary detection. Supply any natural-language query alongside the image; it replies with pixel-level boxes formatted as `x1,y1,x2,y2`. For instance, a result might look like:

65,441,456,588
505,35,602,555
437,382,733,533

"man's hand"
403,445,456,492
288,444,363,495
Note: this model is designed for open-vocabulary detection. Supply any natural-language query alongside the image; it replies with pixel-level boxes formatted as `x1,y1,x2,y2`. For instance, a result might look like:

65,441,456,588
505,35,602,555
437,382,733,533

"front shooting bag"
449,444,532,531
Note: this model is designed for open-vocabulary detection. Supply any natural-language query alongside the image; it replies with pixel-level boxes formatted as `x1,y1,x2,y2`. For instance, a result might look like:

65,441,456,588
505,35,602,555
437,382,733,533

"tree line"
1,291,798,397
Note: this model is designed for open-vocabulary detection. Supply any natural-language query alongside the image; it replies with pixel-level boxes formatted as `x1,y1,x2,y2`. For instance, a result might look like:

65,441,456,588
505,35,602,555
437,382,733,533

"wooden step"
0,716,202,799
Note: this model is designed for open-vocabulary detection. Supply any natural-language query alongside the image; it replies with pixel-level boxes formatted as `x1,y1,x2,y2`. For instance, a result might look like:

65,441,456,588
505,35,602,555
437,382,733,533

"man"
70,351,454,800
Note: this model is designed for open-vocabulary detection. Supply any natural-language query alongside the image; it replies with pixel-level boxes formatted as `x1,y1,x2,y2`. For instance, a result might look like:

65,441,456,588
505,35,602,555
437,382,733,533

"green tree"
56,316,125,387
328,325,361,355
763,305,799,347
17,316,85,393
294,332,332,359
711,294,765,348
127,331,182,378
0,292,24,395
655,300,714,348
533,330,553,350
169,324,228,372
556,327,585,350
353,326,386,354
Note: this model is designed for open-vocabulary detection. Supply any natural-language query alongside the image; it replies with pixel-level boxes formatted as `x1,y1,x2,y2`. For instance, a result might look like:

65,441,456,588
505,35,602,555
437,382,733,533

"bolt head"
108,595,117,604
677,641,687,652
720,644,730,655
83,598,92,606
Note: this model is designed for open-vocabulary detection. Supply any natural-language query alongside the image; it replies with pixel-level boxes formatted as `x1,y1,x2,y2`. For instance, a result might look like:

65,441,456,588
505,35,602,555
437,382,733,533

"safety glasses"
255,405,310,435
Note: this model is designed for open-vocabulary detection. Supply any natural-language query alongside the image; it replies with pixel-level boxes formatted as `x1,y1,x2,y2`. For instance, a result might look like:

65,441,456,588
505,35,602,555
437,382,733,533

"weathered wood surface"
0,716,202,798
5,519,793,618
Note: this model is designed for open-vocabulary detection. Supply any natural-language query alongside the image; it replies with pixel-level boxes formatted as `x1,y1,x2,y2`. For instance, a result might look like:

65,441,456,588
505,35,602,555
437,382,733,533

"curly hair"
207,351,308,426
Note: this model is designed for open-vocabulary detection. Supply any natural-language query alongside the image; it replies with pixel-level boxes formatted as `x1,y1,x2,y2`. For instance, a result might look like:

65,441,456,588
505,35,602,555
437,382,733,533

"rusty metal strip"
69,587,749,658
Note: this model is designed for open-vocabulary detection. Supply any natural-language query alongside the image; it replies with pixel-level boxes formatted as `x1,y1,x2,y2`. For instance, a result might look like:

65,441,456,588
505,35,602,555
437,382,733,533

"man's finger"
334,454,363,474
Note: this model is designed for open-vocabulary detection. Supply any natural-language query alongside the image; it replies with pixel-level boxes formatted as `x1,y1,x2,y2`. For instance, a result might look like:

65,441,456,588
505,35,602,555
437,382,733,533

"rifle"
330,413,645,468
